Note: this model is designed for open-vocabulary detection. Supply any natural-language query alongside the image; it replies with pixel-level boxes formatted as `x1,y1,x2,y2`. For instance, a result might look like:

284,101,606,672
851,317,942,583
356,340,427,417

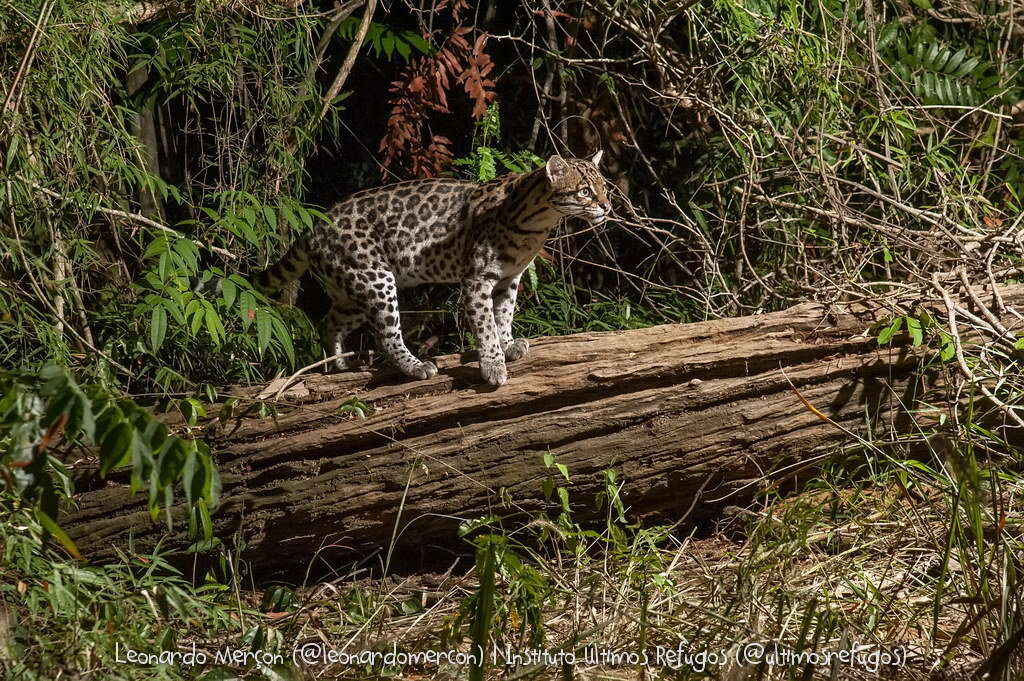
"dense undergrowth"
2,0,1024,678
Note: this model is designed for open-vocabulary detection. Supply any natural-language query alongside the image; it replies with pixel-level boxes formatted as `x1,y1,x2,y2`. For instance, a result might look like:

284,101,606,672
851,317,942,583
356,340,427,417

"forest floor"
87,470,994,681
258,478,989,680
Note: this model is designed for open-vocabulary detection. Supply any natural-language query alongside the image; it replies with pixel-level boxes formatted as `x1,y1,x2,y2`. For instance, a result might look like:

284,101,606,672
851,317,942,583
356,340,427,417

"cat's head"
544,152,612,225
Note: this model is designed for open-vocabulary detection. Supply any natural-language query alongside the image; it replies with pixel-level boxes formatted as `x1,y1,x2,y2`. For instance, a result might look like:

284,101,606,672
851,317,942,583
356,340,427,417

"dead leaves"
380,17,496,178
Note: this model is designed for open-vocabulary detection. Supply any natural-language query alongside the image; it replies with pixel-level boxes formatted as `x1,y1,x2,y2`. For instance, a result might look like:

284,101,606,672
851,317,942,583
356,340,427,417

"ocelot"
259,153,611,386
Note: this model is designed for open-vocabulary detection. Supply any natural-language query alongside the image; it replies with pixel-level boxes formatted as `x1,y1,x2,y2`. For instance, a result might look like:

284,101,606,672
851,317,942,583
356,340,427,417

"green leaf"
524,260,539,292
557,486,570,512
195,497,213,540
943,48,966,75
180,398,206,426
129,427,153,494
889,111,917,131
221,277,237,307
457,514,499,537
158,250,171,281
878,317,904,345
262,205,278,231
555,462,569,481
150,305,167,353
158,439,188,487
280,203,301,232
468,536,501,681
94,403,125,442
35,508,82,560
190,303,205,336
100,422,133,476
405,33,430,54
203,451,221,508
240,291,257,329
172,238,199,272
270,314,295,366
6,135,18,168
940,332,956,361
256,308,272,355
144,236,170,260
183,449,199,507
395,38,411,60
381,34,395,59
204,305,224,346
241,206,257,227
955,56,982,78
906,316,923,347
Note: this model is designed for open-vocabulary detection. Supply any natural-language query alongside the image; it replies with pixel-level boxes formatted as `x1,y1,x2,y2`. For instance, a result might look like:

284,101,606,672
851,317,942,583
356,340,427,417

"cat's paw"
410,360,438,380
329,355,353,372
504,338,529,362
480,360,508,387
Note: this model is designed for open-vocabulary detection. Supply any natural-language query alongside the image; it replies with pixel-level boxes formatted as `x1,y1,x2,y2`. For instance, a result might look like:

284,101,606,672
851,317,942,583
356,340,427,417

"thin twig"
2,1,52,114
29,182,237,260
318,0,377,122
956,268,1012,340
6,182,133,377
272,352,357,400
931,273,1024,430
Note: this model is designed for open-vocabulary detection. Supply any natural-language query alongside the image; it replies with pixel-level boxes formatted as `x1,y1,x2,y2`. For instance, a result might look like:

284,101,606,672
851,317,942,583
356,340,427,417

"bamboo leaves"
0,365,223,555
136,234,308,381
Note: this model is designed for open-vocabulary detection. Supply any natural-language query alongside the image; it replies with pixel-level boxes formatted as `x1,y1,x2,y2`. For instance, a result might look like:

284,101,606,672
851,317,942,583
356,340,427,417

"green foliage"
335,396,371,419
452,452,674,667
453,104,545,182
879,22,1006,107
874,308,958,362
680,0,1024,312
465,534,500,681
0,506,278,681
0,365,221,552
1,1,331,390
133,235,310,389
515,277,688,338
2,2,1022,676
337,17,432,61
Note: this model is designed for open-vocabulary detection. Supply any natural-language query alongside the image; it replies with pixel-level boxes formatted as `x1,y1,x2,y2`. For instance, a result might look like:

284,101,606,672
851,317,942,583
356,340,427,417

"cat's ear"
545,155,569,182
590,150,603,166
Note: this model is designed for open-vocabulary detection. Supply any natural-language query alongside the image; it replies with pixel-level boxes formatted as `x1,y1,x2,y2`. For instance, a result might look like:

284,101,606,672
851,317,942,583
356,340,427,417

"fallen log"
64,287,1024,574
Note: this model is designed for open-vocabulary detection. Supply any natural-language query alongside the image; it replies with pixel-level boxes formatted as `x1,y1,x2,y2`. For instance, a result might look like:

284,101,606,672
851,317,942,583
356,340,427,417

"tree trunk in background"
64,287,1024,575
127,53,164,222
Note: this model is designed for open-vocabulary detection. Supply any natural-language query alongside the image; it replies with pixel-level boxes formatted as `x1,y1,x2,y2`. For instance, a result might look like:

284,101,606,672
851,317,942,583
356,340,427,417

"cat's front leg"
462,276,507,386
493,275,529,362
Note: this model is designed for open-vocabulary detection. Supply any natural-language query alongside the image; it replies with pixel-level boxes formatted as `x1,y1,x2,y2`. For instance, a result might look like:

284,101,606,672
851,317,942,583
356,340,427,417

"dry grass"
222,453,1022,680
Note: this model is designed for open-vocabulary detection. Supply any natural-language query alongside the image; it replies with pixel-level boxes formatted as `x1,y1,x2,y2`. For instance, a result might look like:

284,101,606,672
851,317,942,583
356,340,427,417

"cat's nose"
601,201,611,213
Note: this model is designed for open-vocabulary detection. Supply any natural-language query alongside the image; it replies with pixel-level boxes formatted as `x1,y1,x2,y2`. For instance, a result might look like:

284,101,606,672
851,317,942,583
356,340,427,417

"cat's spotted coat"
260,153,611,386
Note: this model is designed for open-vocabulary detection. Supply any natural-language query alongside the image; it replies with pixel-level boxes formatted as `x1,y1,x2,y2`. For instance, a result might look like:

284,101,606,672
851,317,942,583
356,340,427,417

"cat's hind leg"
321,297,366,372
351,268,437,381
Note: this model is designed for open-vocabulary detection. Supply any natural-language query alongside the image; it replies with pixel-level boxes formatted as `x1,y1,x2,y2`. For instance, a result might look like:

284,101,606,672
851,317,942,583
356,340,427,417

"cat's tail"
255,243,309,296
188,244,309,299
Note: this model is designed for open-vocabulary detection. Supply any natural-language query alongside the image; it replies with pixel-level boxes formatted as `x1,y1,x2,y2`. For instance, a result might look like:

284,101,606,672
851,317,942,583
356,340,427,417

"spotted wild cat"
259,152,611,386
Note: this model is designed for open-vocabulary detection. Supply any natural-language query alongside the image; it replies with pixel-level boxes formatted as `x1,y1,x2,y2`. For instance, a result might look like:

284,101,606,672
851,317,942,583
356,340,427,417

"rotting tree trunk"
64,287,1024,574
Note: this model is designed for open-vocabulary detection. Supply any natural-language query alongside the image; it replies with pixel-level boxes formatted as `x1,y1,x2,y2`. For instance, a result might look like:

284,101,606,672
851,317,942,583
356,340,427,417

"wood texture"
65,289,1022,573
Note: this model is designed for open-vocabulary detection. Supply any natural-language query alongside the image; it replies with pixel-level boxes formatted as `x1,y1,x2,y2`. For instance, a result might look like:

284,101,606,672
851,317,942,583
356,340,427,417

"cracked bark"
63,288,1024,574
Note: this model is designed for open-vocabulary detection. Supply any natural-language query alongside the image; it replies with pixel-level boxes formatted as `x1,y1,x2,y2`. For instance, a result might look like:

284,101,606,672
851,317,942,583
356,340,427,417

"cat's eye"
578,187,593,198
